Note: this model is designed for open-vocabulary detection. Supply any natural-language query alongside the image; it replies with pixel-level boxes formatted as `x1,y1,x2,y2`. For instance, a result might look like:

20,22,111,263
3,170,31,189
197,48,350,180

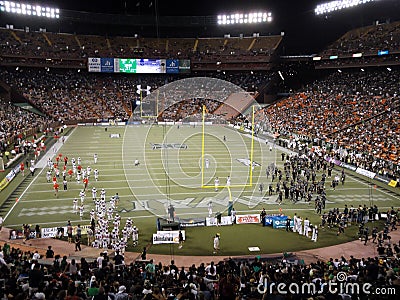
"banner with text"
153,230,185,244
236,214,260,224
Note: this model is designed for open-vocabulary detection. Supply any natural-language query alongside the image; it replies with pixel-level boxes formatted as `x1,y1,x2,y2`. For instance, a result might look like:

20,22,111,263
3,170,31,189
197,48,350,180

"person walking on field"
213,233,220,254
178,230,184,249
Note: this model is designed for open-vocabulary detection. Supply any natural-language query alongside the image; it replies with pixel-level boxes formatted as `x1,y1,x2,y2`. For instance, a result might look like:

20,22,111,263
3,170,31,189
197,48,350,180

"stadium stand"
320,21,400,57
259,68,400,179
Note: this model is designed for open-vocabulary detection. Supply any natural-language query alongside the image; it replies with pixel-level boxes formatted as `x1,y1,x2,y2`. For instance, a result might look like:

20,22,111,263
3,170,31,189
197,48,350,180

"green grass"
1,125,399,256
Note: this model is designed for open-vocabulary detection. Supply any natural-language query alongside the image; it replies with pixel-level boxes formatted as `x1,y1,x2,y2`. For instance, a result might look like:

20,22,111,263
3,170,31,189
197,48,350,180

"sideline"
3,128,76,221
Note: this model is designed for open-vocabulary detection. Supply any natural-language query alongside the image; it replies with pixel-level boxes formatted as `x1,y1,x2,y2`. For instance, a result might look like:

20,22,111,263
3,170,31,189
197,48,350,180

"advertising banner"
206,216,232,226
236,214,260,224
152,230,185,244
374,174,391,184
100,58,115,73
166,59,179,73
88,57,101,72
355,167,376,179
271,216,294,229
179,218,206,228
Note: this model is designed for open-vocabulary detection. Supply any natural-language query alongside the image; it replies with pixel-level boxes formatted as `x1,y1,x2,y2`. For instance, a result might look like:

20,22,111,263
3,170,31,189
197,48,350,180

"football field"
2,125,399,256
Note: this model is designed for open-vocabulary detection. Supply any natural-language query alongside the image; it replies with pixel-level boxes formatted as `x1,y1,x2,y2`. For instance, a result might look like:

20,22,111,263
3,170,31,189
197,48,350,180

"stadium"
0,0,400,299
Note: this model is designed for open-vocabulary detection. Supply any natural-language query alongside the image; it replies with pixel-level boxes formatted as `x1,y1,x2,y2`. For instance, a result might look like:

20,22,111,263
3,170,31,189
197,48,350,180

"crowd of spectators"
159,99,221,122
0,67,272,123
320,20,400,57
259,68,400,179
1,224,400,300
0,28,280,69
0,96,51,161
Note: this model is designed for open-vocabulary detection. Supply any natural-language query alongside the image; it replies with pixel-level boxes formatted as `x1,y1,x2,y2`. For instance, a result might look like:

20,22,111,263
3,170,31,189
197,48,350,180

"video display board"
88,58,190,74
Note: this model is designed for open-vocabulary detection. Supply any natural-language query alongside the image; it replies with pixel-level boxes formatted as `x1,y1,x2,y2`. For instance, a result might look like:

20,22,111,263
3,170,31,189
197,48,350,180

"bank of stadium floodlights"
217,11,272,25
315,0,377,15
0,1,60,18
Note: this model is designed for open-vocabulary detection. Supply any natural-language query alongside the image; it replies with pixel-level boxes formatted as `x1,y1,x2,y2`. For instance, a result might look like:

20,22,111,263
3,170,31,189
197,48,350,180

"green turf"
1,125,399,256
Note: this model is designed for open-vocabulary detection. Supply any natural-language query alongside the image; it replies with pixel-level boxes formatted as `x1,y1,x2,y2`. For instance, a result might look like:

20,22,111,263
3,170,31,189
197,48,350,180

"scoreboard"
88,57,190,74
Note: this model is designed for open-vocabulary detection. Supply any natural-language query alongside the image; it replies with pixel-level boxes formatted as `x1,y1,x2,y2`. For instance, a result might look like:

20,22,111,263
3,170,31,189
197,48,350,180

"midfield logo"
236,158,261,167
151,143,188,150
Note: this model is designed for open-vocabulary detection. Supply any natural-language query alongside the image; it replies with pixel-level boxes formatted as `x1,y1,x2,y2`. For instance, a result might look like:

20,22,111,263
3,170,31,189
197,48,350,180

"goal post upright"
140,89,159,118
201,104,206,187
249,104,255,186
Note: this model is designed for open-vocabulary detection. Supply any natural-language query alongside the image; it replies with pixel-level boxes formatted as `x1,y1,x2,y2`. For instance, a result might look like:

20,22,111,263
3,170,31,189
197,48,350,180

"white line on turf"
3,127,77,221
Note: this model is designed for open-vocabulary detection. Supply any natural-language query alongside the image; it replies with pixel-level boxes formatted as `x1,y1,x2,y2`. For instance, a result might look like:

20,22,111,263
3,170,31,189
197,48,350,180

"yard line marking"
3,128,77,221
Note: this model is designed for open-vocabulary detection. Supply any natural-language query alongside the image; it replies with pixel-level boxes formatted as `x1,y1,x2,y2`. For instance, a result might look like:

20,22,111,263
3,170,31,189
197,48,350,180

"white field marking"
6,205,398,228
122,125,137,203
27,179,383,194
345,173,400,201
20,190,386,204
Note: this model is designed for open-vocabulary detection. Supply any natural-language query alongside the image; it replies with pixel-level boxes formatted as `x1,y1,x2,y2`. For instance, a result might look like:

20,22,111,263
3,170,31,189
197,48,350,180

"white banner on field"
41,227,59,238
152,230,185,244
41,225,91,238
206,216,232,226
355,167,376,179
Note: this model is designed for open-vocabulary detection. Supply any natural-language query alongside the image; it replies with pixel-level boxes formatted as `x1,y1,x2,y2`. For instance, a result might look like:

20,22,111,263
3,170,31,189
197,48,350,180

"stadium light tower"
217,11,272,25
0,1,60,18
315,0,377,15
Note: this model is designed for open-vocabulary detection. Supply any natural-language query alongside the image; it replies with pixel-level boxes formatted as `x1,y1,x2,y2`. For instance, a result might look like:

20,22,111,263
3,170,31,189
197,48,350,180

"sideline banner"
41,225,91,238
179,218,206,228
355,167,376,179
206,216,232,226
236,214,260,224
271,216,294,229
152,230,185,244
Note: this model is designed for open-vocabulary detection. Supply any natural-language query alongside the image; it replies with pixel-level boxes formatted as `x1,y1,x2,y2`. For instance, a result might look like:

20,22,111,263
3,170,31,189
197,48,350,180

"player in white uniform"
47,158,52,169
214,177,219,191
226,176,231,187
311,224,318,242
92,187,97,201
293,214,298,233
46,170,52,183
132,226,139,246
110,197,116,210
78,157,82,165
87,166,92,177
79,190,85,204
303,217,310,238
79,204,84,220
90,209,96,221
94,169,99,181
205,158,210,169
94,153,98,164
73,198,79,214
107,207,114,220
95,199,100,211
208,201,213,217
297,216,303,235
76,171,81,183
100,189,106,201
